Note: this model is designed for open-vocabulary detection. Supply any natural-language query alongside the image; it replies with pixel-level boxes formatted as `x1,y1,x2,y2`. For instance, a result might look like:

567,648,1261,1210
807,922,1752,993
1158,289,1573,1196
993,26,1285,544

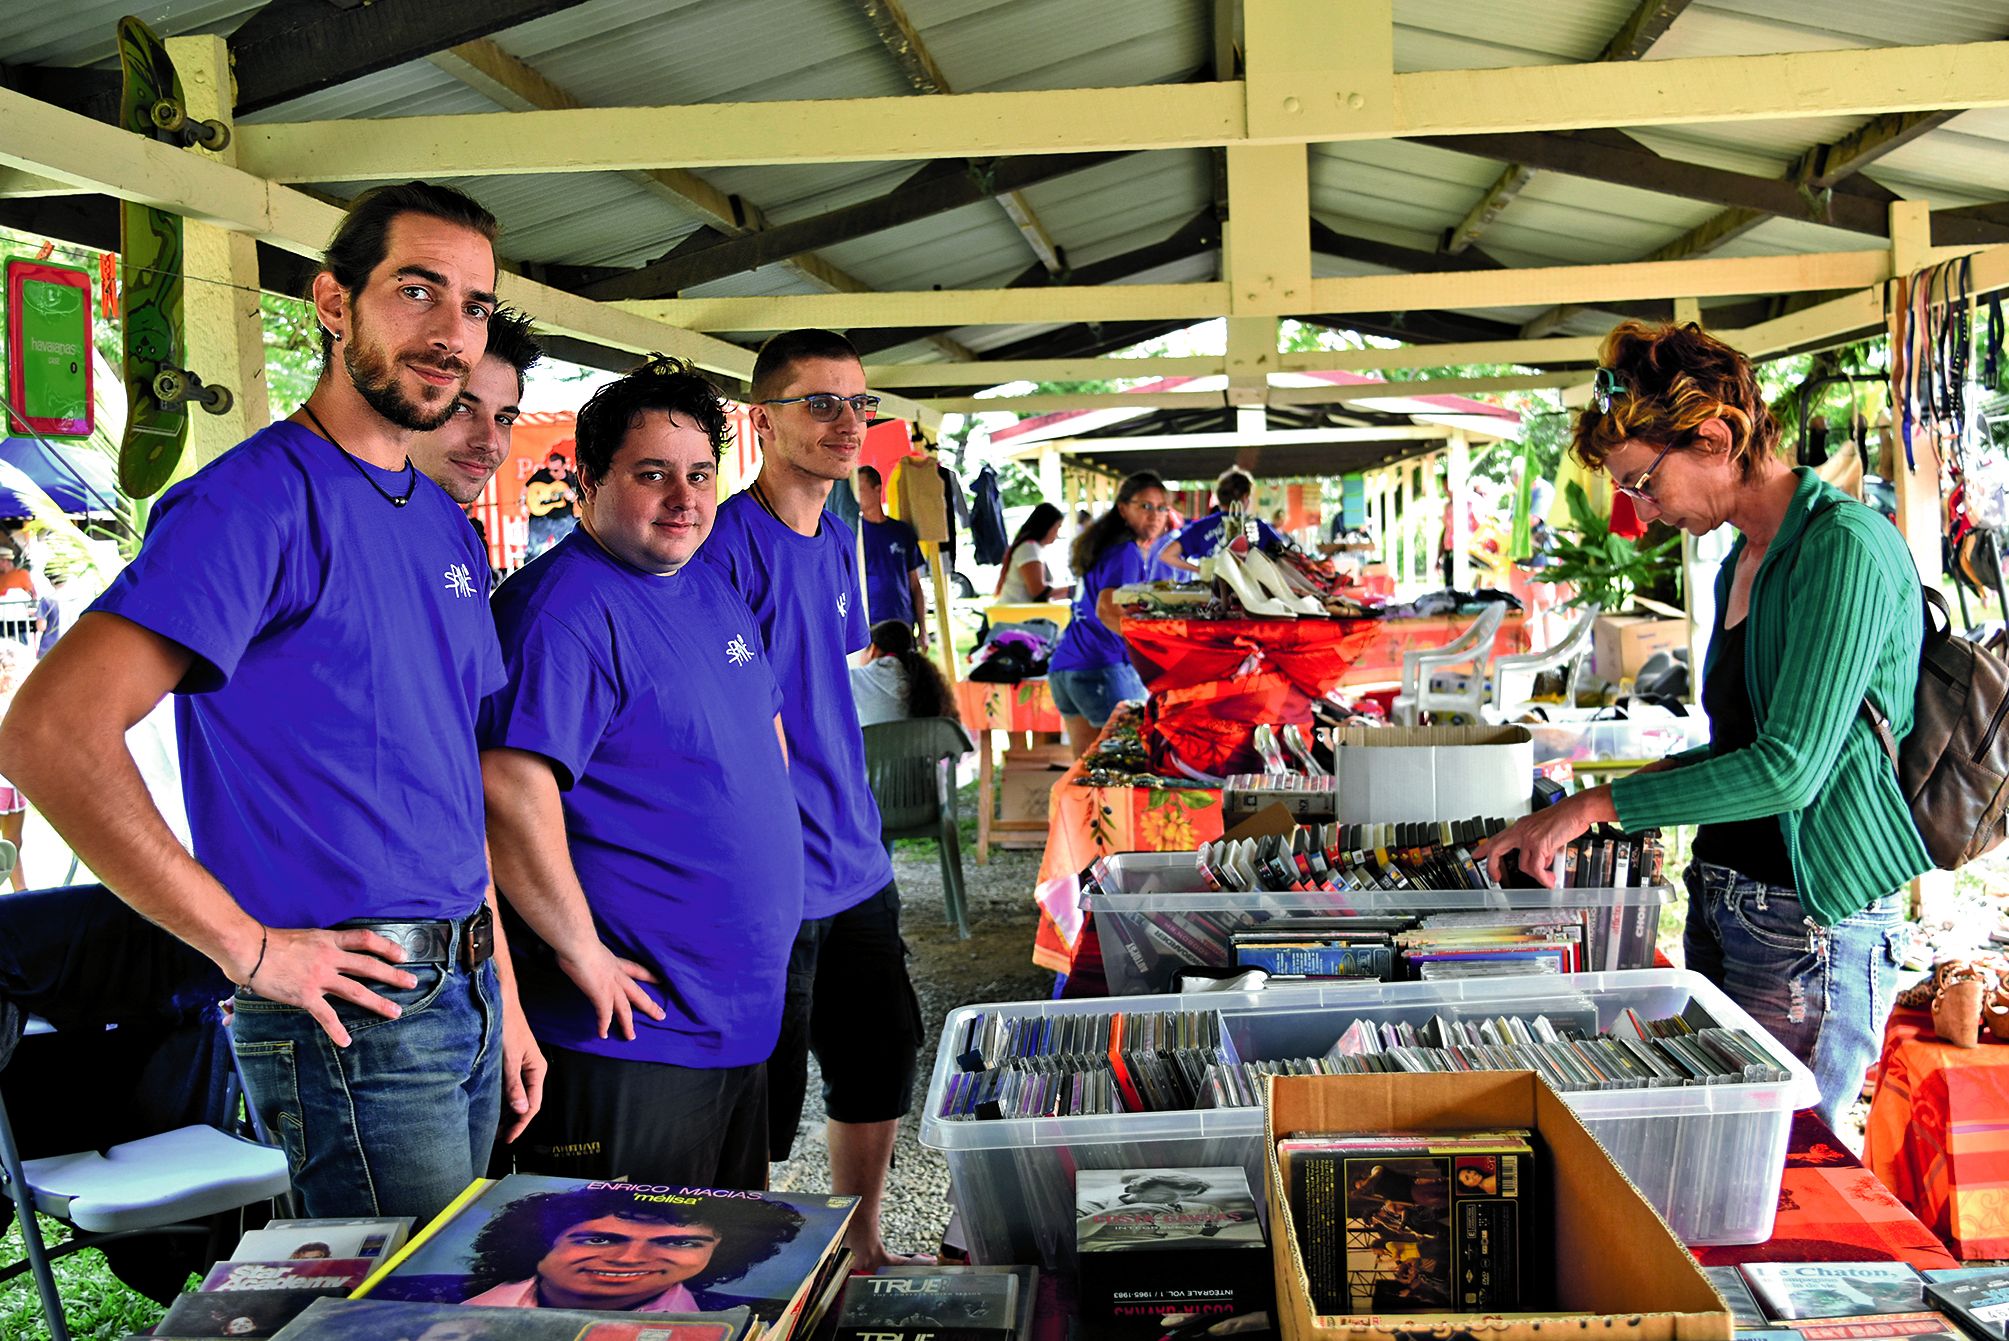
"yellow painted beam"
625,249,1886,331
234,41,2009,180
1272,371,1585,401
619,283,1232,330
922,371,1584,414
1007,425,1466,457
865,356,1227,385
932,390,1228,415
1281,337,1604,370
1719,287,1886,357
1224,145,1310,316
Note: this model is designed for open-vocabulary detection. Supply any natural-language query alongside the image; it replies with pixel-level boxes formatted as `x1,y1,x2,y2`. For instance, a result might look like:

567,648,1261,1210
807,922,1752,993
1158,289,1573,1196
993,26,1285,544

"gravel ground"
766,833,1052,1257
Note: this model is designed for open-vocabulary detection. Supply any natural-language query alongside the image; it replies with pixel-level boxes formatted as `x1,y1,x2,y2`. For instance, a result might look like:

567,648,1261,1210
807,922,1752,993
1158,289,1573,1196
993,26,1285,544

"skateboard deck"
116,15,190,498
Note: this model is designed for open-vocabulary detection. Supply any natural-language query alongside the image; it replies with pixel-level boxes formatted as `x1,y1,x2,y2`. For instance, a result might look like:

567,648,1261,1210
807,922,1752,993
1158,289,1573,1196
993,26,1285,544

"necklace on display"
301,404,418,508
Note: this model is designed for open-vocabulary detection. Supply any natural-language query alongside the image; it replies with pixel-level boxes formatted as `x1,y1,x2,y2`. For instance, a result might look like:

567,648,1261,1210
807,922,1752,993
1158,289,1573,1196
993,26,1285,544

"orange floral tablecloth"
1862,1006,2009,1261
954,678,1063,735
1030,756,1224,975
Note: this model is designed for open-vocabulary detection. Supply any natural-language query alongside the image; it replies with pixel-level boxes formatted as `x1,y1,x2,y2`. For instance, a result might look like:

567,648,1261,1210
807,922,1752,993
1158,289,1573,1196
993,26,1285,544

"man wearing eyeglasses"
701,329,926,1268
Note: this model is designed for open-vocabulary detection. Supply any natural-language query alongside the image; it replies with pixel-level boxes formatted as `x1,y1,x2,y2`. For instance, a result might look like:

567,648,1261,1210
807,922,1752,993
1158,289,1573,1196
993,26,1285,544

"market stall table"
1863,1006,2009,1261
1337,609,1529,686
955,677,1067,862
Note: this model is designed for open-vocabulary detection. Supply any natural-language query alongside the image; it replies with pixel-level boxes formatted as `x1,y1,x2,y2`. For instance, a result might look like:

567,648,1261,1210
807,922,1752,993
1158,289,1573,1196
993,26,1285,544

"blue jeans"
230,950,502,1224
1683,861,1908,1129
1048,664,1147,729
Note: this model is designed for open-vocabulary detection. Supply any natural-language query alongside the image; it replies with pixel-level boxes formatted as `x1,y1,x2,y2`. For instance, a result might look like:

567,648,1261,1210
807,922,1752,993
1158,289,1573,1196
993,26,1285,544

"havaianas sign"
5,257,93,438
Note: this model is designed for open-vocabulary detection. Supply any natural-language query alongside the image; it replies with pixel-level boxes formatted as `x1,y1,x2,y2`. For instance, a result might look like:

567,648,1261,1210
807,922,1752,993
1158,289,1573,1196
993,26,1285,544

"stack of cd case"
940,1007,1246,1121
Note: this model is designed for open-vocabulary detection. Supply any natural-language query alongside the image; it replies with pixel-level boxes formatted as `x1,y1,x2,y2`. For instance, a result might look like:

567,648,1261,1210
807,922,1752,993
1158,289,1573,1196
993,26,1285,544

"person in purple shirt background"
481,356,799,1191
0,182,545,1223
854,464,928,643
701,329,926,1268
1153,467,1281,572
1047,470,1175,757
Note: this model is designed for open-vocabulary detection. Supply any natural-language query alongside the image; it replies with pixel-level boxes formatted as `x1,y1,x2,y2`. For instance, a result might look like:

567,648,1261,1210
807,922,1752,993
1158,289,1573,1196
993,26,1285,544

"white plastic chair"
1390,602,1509,726
1488,607,1601,721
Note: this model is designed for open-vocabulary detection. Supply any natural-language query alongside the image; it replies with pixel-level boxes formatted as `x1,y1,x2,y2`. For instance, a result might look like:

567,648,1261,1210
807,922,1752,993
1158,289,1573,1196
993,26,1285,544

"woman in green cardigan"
1485,320,1927,1126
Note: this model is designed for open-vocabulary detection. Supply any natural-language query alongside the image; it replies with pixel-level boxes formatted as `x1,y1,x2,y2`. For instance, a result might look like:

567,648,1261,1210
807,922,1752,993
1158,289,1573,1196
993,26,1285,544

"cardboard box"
1593,615,1687,682
1329,724,1533,823
1000,761,1059,824
1265,1071,1731,1341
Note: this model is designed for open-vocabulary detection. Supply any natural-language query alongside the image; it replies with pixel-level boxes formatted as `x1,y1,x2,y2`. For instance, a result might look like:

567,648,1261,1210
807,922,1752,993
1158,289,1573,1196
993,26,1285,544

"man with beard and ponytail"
0,181,545,1222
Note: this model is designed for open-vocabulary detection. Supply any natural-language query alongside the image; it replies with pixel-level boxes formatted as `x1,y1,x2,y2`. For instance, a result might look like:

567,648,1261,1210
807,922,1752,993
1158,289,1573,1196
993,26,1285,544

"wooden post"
1401,461,1420,588
922,538,958,680
166,35,270,471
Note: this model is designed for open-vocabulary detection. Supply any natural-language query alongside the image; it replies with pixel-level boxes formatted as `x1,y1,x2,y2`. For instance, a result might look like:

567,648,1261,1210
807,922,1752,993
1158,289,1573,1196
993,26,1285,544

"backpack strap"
1788,493,1918,771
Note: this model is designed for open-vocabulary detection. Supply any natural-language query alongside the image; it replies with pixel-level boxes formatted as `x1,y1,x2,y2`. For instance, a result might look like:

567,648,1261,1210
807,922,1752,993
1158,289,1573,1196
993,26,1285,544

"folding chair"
0,885,290,1341
1391,602,1509,726
1488,606,1600,721
862,718,976,939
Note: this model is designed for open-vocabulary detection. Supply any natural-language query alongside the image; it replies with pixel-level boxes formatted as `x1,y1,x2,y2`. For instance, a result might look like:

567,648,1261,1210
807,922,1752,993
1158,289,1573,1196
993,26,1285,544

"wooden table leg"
974,726,994,864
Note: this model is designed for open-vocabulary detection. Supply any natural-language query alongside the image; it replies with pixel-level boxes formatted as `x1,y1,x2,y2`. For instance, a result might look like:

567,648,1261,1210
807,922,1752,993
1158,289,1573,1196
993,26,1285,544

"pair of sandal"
1252,723,1325,777
1897,955,2009,1048
1209,549,1323,618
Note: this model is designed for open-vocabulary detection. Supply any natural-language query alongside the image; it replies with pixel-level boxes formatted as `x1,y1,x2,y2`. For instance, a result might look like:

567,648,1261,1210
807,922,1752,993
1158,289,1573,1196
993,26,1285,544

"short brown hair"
1214,467,1253,508
751,328,859,403
1572,320,1780,481
317,181,498,367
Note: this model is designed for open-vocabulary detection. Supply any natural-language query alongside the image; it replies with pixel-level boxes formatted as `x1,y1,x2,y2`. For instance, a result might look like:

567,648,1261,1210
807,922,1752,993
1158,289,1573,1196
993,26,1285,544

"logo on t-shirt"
725,634,754,667
443,563,476,599
836,592,849,618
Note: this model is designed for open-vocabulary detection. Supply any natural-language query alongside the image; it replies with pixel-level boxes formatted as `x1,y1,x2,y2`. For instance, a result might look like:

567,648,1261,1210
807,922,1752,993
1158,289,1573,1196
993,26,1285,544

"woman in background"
994,503,1070,603
1046,471,1173,756
851,619,952,728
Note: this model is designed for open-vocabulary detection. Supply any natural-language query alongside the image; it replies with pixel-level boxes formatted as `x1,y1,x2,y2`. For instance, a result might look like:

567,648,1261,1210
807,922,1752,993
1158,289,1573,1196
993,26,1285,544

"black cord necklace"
301,404,417,508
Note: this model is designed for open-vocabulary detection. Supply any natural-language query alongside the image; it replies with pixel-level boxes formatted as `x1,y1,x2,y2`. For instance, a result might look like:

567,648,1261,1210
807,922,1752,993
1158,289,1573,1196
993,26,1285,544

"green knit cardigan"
1610,468,1931,926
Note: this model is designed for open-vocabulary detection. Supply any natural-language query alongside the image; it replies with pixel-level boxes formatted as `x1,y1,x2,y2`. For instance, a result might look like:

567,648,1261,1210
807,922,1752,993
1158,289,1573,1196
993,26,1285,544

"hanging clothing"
938,464,970,566
970,464,1008,564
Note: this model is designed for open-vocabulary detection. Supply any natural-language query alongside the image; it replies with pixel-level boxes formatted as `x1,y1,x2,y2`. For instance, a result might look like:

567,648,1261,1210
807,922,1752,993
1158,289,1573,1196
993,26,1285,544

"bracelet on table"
246,925,269,985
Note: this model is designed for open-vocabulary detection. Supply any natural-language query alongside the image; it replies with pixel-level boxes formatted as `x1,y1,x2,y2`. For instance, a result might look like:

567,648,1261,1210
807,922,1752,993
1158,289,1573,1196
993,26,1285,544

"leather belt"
337,904,493,970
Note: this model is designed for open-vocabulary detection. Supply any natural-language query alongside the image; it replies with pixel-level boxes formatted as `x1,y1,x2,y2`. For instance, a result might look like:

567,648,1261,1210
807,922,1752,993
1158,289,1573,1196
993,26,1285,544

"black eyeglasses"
1613,439,1679,504
761,393,881,423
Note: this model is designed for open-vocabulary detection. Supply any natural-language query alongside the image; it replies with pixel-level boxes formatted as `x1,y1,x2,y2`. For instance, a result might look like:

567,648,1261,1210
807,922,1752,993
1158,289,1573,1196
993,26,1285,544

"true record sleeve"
1282,1133,1535,1316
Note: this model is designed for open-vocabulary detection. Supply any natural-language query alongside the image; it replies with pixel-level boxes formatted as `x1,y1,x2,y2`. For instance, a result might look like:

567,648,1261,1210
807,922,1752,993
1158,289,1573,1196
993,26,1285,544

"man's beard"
343,325,464,432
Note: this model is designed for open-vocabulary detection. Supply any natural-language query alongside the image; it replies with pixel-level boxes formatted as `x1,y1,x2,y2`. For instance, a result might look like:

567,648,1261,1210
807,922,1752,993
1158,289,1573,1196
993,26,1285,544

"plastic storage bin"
918,969,1816,1272
1083,851,1672,996
1527,714,1710,768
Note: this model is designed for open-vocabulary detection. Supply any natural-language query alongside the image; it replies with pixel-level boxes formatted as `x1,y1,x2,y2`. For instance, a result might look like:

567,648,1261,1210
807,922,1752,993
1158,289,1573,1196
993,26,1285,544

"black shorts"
497,1045,768,1191
767,881,925,1160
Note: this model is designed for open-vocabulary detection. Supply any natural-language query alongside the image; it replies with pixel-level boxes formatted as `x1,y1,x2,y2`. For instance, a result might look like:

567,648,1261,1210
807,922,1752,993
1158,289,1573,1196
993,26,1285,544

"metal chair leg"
0,1127,71,1341
939,816,971,940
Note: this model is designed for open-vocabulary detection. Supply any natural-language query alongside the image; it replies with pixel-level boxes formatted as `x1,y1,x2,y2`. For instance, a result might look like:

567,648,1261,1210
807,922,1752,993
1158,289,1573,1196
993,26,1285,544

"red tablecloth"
1694,1110,1957,1270
955,678,1063,735
1863,1006,2009,1261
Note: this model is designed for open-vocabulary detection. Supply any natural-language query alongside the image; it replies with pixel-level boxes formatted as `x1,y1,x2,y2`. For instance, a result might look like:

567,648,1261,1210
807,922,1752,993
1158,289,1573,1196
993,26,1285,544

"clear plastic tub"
1527,714,1710,767
1083,851,1672,995
918,970,1816,1271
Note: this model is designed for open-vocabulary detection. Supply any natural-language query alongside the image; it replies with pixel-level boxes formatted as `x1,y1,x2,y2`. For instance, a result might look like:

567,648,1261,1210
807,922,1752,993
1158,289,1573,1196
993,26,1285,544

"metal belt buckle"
462,905,495,969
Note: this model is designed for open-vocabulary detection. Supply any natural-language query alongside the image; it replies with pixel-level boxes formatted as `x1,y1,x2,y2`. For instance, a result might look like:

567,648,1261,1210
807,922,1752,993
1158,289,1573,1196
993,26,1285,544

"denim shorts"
1047,664,1148,728
1682,861,1908,1128
231,943,501,1224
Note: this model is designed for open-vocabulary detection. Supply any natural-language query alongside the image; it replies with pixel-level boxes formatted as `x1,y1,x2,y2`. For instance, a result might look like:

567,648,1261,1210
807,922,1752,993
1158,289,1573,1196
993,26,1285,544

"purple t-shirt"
860,515,925,625
90,420,504,927
1163,510,1284,561
1047,539,1171,673
701,492,893,920
481,530,802,1066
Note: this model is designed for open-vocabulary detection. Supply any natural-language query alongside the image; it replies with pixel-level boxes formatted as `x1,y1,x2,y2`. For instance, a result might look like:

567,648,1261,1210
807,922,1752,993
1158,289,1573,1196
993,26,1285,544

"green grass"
0,1213,181,1341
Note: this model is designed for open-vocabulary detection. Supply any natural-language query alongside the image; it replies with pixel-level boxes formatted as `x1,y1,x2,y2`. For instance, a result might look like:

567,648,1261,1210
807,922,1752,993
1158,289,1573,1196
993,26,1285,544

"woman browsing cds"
1483,319,1929,1127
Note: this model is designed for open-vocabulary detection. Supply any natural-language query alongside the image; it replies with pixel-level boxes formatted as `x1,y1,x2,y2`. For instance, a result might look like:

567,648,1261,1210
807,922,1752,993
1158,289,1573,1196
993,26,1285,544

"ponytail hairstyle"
868,620,950,719
1070,470,1166,577
1572,320,1780,480
997,502,1065,594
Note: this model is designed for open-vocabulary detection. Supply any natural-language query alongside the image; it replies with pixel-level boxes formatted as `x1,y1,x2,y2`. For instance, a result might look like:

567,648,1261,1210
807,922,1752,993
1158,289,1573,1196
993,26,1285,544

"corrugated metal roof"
5,0,2007,380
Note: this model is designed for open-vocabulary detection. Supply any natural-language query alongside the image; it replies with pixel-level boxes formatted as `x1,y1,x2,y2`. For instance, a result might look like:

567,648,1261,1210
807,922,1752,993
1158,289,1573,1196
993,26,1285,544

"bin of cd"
1082,851,1672,996
918,969,1816,1273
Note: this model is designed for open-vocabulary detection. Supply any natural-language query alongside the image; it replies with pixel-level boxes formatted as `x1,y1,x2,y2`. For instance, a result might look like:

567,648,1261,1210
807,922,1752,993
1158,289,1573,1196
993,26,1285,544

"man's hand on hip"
555,941,666,1042
241,926,418,1048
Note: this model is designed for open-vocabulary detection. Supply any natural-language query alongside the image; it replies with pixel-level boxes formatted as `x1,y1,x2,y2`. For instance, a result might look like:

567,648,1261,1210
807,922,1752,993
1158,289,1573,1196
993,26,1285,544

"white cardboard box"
1329,723,1533,822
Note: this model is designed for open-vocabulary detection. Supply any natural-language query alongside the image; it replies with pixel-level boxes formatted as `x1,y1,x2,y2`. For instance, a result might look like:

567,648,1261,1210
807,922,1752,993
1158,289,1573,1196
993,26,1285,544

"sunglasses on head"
760,392,882,423
1592,367,1629,414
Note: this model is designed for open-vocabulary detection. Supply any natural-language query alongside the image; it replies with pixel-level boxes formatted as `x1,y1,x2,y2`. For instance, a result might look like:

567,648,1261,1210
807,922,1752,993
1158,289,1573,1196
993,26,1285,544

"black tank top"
1691,617,1797,887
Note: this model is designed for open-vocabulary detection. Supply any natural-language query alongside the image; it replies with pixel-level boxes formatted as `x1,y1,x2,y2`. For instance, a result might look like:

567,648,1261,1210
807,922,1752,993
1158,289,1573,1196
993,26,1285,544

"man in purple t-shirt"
701,329,926,1267
480,358,800,1190
0,183,544,1222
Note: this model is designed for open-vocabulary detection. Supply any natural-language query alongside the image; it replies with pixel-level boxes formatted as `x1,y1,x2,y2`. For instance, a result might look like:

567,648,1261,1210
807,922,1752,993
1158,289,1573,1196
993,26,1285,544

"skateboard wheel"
150,99,187,133
199,385,235,416
194,120,232,151
152,369,189,404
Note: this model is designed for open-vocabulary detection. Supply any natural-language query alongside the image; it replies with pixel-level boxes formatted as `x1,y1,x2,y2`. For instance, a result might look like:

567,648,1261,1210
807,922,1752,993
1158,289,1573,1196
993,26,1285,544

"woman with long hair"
1482,319,1928,1126
850,618,953,727
993,502,1069,602
1156,468,1282,574
1046,471,1174,756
